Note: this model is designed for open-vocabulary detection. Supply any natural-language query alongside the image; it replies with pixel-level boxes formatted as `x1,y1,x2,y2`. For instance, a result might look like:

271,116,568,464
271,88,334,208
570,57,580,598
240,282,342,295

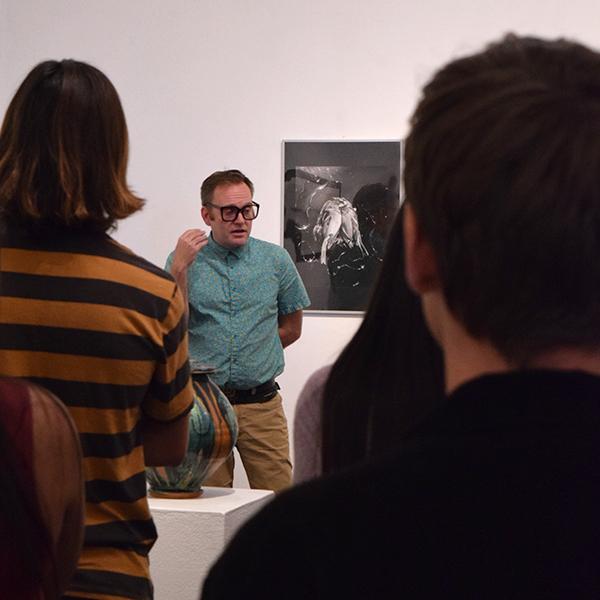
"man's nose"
234,210,246,224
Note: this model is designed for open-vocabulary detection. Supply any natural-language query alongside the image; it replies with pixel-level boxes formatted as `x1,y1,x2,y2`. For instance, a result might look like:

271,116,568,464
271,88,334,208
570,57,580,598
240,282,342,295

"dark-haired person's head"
404,35,600,365
0,59,143,231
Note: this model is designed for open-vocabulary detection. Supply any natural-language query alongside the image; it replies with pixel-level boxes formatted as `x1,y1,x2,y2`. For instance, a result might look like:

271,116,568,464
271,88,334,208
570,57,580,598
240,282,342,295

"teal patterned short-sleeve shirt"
167,235,310,388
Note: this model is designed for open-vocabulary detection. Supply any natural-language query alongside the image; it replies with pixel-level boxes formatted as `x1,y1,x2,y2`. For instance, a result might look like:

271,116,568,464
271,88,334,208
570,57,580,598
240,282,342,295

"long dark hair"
0,59,143,231
321,206,445,474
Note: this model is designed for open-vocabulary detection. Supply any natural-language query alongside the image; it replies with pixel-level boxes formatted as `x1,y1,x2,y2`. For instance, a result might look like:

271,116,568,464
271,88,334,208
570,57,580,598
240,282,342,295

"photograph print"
283,140,402,312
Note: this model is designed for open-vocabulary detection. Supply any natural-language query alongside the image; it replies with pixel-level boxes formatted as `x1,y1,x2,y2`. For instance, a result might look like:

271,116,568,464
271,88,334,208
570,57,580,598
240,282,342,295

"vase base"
149,489,204,499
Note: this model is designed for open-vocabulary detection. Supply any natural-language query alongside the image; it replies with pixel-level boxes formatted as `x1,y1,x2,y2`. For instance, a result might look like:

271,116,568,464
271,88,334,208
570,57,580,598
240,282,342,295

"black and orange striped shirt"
0,225,194,600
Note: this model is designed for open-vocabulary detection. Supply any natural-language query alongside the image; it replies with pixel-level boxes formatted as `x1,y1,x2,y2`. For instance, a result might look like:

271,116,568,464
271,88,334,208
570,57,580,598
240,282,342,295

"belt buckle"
222,387,236,401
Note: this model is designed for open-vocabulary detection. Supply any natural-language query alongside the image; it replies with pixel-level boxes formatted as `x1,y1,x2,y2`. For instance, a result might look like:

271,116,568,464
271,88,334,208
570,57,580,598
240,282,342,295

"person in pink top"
293,208,445,483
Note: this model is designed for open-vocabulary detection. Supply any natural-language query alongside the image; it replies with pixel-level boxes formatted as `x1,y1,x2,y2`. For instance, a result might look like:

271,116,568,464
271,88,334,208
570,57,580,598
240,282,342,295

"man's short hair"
405,34,600,363
200,170,254,206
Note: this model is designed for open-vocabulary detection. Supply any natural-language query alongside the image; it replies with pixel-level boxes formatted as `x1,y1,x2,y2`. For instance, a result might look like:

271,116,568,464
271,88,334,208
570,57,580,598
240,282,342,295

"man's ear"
201,206,212,227
403,203,440,294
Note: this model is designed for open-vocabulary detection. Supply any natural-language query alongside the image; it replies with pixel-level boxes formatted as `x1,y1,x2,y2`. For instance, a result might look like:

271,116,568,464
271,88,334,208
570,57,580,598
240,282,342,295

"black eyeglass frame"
205,201,260,222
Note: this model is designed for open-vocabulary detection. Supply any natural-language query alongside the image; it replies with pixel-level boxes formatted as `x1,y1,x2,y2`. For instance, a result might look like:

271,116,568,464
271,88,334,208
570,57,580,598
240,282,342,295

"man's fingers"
188,234,207,247
179,229,208,245
181,228,206,237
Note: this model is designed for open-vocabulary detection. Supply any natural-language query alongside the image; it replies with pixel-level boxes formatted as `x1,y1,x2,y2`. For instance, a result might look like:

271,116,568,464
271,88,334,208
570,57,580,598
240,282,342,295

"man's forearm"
170,262,190,313
279,327,299,348
142,414,190,466
278,310,303,348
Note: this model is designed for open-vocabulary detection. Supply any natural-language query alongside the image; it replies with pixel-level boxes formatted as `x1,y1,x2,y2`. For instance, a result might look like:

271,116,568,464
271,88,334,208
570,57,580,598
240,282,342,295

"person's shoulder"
108,238,175,281
306,364,332,388
0,377,56,410
202,453,418,595
244,238,291,273
0,378,80,451
103,238,182,306
28,381,81,443
243,452,407,532
248,236,287,256
296,365,332,410
202,470,358,593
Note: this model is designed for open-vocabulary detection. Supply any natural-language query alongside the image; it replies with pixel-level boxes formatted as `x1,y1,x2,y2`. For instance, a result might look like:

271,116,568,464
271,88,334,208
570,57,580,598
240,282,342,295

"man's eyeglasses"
206,202,260,222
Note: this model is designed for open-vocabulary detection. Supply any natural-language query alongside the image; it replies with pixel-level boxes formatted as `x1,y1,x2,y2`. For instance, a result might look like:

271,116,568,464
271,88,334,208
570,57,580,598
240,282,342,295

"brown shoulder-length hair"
0,59,144,231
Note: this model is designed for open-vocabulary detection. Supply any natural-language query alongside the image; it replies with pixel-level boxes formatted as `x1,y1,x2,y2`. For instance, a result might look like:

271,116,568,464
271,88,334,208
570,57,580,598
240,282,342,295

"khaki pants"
204,392,292,492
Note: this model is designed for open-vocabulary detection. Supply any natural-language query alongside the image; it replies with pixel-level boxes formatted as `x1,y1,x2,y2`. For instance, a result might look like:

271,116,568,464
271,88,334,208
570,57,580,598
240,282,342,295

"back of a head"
0,59,143,231
405,35,600,364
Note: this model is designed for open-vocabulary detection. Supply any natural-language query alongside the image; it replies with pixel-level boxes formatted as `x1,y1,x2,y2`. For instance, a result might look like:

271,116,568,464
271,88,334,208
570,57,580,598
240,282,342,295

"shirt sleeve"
144,282,194,422
293,365,331,483
164,251,174,272
276,249,311,315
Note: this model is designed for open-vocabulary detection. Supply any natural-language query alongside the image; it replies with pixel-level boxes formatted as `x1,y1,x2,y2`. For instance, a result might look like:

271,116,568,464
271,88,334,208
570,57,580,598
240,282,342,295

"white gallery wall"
2,0,600,485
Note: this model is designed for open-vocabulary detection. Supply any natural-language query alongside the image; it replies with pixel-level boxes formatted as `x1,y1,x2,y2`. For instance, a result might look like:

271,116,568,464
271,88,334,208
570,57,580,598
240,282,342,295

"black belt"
221,380,280,405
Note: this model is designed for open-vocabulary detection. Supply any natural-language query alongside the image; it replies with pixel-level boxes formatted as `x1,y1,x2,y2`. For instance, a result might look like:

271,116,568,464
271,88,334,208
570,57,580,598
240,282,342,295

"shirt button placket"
228,253,237,386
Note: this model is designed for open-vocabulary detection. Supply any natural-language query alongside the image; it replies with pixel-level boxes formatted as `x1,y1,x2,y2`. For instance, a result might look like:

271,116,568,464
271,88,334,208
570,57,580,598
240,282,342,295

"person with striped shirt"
0,59,194,599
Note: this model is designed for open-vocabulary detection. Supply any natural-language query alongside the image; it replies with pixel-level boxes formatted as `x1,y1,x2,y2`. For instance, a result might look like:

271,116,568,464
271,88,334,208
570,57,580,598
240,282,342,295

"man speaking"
167,169,310,491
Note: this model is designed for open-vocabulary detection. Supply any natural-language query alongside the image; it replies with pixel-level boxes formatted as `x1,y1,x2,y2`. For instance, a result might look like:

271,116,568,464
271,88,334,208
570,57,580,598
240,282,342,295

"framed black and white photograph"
283,140,402,313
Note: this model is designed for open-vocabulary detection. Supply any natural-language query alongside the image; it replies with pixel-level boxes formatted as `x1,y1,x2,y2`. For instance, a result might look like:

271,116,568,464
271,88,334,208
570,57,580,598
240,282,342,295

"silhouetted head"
405,35,600,363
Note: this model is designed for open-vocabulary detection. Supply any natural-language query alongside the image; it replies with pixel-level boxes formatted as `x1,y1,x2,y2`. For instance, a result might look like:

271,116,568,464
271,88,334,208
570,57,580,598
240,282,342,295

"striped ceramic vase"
146,366,238,498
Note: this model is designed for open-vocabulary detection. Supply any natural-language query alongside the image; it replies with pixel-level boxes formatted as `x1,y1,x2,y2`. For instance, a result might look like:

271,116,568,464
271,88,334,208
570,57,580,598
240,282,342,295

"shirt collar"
207,233,250,259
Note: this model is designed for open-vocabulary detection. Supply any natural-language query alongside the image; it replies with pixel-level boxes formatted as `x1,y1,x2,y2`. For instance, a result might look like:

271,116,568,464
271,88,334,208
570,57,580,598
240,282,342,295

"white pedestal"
149,487,274,600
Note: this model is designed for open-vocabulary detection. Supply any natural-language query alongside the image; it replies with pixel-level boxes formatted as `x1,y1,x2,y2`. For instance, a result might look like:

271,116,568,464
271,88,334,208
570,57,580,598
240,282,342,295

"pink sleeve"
293,365,332,484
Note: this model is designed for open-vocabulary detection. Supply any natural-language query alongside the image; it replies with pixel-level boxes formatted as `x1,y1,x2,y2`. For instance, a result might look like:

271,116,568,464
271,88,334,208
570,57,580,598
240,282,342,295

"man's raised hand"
172,228,208,271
